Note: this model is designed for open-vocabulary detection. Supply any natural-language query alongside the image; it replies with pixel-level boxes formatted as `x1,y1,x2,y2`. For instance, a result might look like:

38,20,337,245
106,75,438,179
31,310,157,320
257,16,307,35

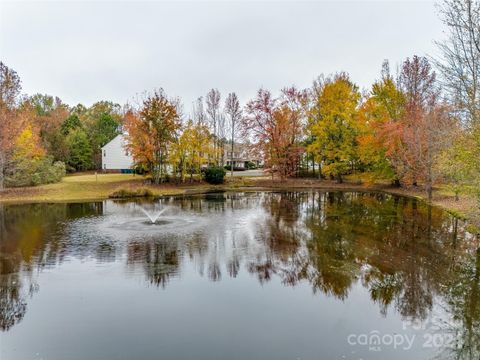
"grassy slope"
0,173,186,202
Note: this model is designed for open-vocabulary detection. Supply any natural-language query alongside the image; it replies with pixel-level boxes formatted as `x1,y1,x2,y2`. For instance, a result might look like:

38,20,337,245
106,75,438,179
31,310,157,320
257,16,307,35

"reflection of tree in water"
438,247,480,360
1,192,479,353
121,191,478,337
127,240,180,288
245,192,475,324
0,253,30,331
0,202,103,331
247,192,304,285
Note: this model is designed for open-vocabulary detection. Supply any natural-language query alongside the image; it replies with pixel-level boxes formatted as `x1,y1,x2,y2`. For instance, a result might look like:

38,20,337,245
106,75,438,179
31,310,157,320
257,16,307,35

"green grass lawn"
0,173,184,202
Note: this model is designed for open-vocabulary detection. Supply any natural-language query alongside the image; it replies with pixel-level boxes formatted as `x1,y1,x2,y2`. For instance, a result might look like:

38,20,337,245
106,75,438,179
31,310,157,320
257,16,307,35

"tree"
12,123,45,160
308,73,361,183
82,101,122,168
27,94,70,162
170,119,212,182
61,114,82,135
436,127,477,200
224,92,242,177
206,89,221,164
124,89,181,184
6,122,65,187
0,62,21,111
357,61,406,184
435,0,480,128
0,62,22,190
279,87,308,177
66,128,93,171
91,113,120,166
243,87,307,180
399,56,453,201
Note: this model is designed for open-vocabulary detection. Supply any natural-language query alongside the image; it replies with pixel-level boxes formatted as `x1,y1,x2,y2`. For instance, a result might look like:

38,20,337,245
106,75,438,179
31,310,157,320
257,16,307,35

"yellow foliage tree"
307,73,360,183
14,123,45,161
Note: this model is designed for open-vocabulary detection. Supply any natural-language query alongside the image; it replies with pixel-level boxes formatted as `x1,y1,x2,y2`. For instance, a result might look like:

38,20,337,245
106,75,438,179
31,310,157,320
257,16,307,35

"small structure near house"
101,134,134,172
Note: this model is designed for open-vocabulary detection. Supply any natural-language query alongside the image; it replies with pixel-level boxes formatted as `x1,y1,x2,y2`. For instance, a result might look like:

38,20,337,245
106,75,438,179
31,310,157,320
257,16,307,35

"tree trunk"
426,182,433,203
336,173,343,184
0,150,4,191
312,155,315,177
230,141,234,178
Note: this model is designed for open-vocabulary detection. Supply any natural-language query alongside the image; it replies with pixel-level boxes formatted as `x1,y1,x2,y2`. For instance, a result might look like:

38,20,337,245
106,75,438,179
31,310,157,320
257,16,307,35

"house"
224,143,262,169
101,134,134,172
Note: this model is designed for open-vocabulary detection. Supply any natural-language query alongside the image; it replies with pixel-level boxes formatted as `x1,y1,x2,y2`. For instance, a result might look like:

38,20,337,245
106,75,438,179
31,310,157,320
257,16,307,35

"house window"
103,150,106,157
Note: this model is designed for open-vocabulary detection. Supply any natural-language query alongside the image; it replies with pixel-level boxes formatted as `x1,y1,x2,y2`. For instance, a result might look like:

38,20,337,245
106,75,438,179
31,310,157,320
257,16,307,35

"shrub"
6,156,66,187
203,166,226,184
109,187,154,198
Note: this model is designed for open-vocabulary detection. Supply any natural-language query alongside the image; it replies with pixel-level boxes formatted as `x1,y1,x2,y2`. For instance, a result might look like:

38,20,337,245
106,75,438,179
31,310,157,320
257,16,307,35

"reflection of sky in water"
0,191,479,360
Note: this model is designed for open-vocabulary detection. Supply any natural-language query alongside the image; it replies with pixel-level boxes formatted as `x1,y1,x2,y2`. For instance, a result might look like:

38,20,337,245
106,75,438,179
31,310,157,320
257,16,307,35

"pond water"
0,191,479,360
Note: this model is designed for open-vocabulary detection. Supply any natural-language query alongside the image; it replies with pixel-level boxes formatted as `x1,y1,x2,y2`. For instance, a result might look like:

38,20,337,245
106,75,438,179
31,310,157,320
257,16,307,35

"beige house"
224,143,262,169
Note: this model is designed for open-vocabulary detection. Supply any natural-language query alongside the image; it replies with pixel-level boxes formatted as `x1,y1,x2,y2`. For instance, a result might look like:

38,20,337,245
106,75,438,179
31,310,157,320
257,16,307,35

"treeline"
0,0,479,203
0,67,123,188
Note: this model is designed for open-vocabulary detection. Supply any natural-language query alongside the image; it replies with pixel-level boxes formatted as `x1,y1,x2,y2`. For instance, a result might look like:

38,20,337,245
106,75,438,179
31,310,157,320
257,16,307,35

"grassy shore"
0,173,186,203
1,172,478,232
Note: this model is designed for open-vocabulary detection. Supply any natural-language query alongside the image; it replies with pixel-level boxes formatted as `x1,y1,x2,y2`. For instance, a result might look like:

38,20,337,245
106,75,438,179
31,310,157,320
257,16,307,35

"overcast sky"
0,0,446,115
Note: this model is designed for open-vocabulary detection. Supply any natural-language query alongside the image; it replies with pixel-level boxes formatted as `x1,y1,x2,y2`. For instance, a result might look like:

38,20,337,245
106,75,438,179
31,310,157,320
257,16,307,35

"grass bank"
0,172,478,233
0,173,188,203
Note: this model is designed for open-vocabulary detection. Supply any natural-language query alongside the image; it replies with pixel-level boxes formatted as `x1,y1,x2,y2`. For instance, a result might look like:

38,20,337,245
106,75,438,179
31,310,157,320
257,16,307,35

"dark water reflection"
0,191,479,360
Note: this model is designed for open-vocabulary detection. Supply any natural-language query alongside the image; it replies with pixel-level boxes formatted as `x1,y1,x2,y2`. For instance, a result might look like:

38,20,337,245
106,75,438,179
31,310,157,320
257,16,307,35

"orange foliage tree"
123,89,181,184
242,87,307,180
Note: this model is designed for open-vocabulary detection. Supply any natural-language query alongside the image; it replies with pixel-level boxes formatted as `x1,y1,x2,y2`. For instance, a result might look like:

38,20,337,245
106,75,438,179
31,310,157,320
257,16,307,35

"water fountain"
98,200,205,237
138,205,168,224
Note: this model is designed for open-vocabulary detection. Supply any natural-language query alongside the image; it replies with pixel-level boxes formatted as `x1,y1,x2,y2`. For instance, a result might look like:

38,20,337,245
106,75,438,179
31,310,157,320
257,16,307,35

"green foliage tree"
66,128,93,171
90,113,120,167
436,128,477,201
61,114,82,135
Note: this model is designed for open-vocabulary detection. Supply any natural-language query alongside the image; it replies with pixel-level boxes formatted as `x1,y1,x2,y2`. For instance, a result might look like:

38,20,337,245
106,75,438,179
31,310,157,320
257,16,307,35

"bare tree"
206,89,221,165
434,0,480,127
225,92,242,177
217,112,227,166
192,97,207,126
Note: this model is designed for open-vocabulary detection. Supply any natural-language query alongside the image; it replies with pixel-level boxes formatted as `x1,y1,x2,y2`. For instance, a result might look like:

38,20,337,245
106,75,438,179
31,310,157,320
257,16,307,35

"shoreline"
1,174,478,234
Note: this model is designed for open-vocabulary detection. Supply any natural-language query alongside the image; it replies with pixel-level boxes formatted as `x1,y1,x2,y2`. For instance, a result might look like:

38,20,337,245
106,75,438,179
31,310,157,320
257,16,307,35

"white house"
101,134,134,171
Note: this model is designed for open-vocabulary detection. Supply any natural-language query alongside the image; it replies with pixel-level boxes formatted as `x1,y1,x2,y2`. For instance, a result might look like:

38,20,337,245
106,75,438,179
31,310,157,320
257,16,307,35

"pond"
0,191,479,360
